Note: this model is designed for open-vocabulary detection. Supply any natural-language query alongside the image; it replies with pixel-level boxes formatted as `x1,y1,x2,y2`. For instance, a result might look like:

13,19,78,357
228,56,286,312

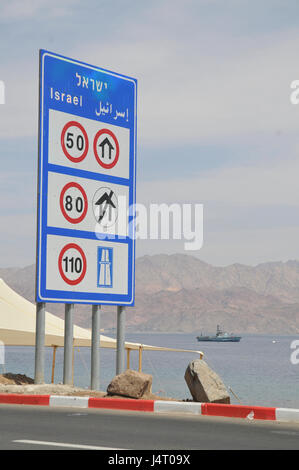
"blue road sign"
36,50,137,305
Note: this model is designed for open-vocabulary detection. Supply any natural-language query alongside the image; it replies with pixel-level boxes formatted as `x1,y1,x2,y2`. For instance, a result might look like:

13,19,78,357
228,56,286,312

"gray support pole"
63,303,74,385
34,302,46,384
116,306,126,375
91,305,101,390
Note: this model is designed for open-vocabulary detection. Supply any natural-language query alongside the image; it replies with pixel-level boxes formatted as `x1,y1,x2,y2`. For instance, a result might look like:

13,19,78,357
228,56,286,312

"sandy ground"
0,374,179,400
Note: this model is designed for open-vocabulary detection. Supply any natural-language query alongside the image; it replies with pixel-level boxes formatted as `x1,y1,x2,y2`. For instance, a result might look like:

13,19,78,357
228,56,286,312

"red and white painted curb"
0,393,298,423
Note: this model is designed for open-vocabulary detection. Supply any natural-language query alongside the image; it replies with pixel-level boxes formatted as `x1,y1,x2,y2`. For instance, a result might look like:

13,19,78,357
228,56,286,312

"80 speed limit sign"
59,182,88,224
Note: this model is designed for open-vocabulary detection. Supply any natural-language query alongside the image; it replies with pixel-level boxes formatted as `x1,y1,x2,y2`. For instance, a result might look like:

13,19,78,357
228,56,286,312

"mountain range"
1,254,299,334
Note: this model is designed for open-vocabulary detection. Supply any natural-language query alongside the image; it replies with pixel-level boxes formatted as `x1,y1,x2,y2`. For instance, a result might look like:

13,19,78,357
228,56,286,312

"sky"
1,0,299,267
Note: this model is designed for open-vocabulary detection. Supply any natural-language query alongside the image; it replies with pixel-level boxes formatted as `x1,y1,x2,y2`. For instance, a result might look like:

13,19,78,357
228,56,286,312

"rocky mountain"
1,254,299,334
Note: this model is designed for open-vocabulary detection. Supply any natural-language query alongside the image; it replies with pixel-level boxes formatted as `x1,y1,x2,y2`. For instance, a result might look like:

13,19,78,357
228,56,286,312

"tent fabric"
0,278,203,356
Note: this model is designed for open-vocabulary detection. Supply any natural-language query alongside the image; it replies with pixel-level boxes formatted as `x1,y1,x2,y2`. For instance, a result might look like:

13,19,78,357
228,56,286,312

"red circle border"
59,182,88,224
93,129,119,169
58,243,87,285
61,121,89,163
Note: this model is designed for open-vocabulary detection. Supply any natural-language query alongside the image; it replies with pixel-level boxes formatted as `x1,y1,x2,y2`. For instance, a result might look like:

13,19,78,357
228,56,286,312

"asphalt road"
1,404,299,450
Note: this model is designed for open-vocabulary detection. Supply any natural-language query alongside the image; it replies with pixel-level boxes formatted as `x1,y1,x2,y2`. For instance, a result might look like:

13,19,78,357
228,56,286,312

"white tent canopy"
0,279,203,357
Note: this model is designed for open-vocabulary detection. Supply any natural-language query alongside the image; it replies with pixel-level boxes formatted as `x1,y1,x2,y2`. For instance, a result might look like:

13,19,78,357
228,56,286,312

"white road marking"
271,430,299,436
13,440,127,450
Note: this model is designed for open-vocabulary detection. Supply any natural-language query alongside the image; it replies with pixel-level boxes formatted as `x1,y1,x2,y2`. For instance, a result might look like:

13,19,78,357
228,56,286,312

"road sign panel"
48,109,130,179
47,172,129,237
36,50,137,305
45,235,129,299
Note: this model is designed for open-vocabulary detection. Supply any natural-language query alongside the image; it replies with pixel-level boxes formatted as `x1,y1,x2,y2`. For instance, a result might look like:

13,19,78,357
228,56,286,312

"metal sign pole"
116,306,126,375
91,304,101,390
34,302,45,384
63,303,74,385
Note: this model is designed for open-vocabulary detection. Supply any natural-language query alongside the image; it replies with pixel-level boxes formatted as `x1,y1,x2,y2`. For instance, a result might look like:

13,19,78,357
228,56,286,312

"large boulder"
107,369,152,399
184,359,230,404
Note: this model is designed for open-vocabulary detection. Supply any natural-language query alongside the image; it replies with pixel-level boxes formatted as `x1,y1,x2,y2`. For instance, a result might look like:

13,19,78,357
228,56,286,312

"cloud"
197,226,299,266
136,226,299,266
2,20,299,150
134,157,299,264
0,0,79,21
0,213,36,267
1,1,299,267
137,155,299,207
0,171,35,214
2,138,299,267
0,59,38,139
73,28,299,147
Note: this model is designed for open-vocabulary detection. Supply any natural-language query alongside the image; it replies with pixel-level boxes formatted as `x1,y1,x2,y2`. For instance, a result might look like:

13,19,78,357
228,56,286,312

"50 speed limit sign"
36,50,137,305
61,121,89,163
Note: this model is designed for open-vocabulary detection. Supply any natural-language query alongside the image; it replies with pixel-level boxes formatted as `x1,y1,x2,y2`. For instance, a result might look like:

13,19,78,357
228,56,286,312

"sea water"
2,333,299,408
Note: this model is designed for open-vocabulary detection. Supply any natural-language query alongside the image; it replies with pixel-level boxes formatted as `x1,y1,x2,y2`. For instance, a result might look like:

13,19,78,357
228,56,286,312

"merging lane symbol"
92,187,118,227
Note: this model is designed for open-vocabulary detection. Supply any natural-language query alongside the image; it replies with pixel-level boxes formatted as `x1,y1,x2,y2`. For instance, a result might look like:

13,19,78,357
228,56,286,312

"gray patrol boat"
196,325,241,342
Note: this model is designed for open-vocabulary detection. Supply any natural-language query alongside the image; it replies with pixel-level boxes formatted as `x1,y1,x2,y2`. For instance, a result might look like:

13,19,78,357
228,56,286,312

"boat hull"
196,336,241,342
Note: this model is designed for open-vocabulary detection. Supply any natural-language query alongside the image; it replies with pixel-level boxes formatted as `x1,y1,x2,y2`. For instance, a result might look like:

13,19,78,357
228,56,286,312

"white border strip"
154,400,202,415
276,408,299,422
49,395,89,408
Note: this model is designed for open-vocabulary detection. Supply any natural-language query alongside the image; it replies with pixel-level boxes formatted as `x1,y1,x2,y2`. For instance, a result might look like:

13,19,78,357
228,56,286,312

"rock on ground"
184,359,230,404
0,373,34,385
107,369,152,399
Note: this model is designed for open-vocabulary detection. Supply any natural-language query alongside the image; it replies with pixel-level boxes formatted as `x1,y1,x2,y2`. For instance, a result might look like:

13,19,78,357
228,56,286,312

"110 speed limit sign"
58,243,87,285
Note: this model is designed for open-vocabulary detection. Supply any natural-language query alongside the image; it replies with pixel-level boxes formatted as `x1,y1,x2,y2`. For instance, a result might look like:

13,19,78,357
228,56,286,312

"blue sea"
2,333,299,408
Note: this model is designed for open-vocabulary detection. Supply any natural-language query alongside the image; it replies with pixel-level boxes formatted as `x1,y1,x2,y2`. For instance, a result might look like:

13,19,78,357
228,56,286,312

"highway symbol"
58,243,87,285
59,182,88,224
61,121,89,163
97,247,113,288
93,129,119,169
92,187,118,227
